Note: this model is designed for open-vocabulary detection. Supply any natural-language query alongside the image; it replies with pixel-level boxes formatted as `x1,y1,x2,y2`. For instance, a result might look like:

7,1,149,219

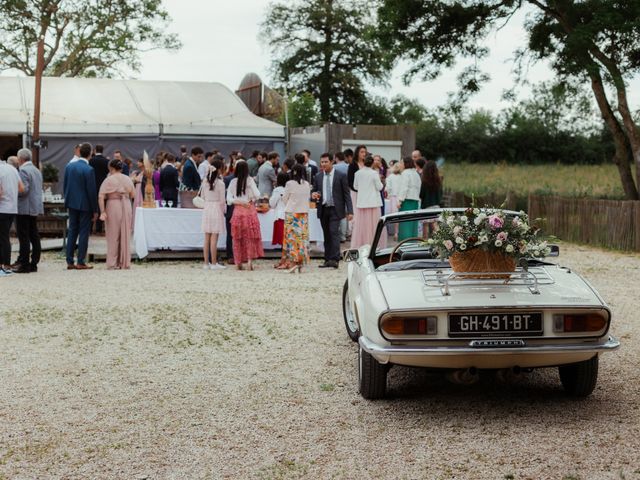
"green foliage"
376,0,640,199
0,0,181,77
262,0,390,123
41,162,58,183
276,92,321,128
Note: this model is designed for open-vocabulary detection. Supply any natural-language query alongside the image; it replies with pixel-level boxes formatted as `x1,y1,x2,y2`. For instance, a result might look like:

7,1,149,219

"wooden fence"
443,191,640,251
528,195,640,251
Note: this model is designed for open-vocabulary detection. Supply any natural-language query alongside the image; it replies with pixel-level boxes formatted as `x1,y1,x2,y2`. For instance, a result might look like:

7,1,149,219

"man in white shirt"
68,144,81,163
0,159,25,276
311,153,353,268
198,151,214,180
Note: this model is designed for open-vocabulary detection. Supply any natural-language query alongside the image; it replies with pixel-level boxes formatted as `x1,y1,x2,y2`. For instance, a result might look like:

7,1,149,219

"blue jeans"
66,208,92,265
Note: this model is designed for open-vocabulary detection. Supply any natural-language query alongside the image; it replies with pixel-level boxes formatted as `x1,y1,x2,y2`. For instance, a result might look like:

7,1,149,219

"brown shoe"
67,264,76,270
75,264,93,270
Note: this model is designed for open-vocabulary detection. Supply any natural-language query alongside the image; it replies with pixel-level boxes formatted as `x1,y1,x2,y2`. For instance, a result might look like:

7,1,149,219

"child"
269,173,289,265
201,157,226,270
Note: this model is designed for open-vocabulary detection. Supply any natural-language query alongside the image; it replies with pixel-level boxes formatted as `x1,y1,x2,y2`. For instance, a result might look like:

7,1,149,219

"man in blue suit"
63,143,98,270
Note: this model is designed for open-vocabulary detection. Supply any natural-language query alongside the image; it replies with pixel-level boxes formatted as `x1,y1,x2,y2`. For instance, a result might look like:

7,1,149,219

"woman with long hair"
419,159,443,240
269,172,289,253
351,155,384,249
98,159,135,269
281,164,311,273
201,156,226,270
226,160,263,270
397,156,422,241
347,144,367,239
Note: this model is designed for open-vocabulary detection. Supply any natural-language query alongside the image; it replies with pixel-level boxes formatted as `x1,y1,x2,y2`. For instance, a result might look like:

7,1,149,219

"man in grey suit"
257,151,278,197
13,148,44,273
312,152,353,268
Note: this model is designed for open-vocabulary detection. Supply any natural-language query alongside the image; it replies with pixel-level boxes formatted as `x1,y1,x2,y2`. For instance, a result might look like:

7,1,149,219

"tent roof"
0,76,285,138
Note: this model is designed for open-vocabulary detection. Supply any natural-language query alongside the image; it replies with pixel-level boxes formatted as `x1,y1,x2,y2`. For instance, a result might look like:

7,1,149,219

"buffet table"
134,207,324,258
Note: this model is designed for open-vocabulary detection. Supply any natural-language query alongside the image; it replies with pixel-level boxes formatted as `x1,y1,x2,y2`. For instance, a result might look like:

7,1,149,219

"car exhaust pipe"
447,367,480,385
496,366,523,383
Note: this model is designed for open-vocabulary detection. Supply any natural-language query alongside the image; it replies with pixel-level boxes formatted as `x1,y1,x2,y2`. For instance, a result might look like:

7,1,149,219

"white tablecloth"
134,207,324,258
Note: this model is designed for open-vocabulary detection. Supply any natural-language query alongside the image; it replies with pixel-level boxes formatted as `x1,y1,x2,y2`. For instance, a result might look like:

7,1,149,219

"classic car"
342,208,620,399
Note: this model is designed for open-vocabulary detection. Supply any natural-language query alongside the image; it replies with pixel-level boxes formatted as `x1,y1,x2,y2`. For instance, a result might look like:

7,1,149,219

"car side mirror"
343,249,359,262
548,244,560,257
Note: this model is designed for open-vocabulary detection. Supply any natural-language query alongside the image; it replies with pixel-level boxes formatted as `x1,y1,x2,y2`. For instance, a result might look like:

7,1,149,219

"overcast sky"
131,0,640,114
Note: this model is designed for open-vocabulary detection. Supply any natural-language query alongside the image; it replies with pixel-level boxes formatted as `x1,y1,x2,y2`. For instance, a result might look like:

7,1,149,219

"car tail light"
381,316,438,336
553,313,607,333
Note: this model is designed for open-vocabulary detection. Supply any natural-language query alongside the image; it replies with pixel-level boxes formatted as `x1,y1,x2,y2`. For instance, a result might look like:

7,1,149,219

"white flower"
521,223,529,233
474,213,487,226
427,238,435,244
519,244,528,254
460,215,468,224
460,243,467,250
495,239,503,247
479,235,488,243
505,244,514,253
455,236,464,244
473,208,480,215
453,226,462,235
446,216,455,225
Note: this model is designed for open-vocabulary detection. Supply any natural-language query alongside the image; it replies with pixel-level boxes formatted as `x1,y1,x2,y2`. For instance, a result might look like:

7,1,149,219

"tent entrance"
0,134,22,160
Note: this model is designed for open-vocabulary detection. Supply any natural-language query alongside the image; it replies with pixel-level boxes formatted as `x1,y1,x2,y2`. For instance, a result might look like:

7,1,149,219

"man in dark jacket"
63,143,98,269
180,146,203,208
90,144,109,233
159,154,179,207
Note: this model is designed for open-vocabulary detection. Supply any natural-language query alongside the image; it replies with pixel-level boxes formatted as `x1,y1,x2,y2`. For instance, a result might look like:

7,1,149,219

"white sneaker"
0,268,13,277
210,263,226,271
203,264,210,270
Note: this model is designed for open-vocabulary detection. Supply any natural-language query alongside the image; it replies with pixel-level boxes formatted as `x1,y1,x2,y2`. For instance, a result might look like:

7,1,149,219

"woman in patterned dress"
281,164,311,273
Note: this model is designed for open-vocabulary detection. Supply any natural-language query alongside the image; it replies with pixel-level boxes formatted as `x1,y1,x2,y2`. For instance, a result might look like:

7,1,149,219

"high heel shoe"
288,264,301,274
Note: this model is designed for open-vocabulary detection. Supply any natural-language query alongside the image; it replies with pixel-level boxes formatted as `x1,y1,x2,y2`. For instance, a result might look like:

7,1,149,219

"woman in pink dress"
226,160,263,271
351,155,385,249
201,157,226,270
347,145,367,239
130,158,144,230
99,159,135,269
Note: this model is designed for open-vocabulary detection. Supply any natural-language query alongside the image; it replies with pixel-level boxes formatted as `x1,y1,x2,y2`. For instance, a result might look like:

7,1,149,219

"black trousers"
16,215,41,267
0,213,14,265
320,206,342,262
225,205,234,259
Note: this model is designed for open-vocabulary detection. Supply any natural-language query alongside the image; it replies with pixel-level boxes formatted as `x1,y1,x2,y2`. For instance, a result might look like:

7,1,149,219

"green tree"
377,0,640,199
262,0,390,123
278,92,321,128
0,0,180,77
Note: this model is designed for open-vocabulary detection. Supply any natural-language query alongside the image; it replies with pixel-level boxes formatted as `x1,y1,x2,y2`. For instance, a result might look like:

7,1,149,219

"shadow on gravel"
374,365,621,422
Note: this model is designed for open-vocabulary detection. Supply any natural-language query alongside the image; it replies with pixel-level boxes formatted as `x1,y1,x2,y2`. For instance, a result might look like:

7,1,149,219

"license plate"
449,312,543,337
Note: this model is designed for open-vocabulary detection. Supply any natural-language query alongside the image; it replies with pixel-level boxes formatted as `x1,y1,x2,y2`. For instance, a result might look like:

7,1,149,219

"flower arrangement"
427,207,551,268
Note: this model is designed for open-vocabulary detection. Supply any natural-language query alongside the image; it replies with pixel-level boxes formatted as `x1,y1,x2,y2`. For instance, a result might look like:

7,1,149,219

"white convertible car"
342,209,620,399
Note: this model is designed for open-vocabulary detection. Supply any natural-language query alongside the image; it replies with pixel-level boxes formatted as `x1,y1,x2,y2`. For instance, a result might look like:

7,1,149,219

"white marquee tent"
0,76,285,187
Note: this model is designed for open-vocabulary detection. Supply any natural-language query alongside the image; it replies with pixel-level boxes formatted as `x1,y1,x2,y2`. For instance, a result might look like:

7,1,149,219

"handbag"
192,183,205,209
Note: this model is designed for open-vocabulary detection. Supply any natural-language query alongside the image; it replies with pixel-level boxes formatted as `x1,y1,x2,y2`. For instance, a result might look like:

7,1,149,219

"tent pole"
32,35,45,169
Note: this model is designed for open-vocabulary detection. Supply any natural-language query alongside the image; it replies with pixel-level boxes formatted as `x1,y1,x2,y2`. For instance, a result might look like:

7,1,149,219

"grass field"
441,162,635,199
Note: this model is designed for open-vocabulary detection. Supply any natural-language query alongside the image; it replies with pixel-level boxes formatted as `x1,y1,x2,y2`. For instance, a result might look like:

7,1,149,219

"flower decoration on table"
427,207,551,274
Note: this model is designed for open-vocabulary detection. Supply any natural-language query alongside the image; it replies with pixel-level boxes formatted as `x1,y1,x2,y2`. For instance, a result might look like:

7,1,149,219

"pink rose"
497,231,508,241
488,214,504,230
444,240,454,250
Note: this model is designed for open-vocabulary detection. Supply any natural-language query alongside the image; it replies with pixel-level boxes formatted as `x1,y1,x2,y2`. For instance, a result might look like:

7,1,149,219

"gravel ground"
0,244,638,480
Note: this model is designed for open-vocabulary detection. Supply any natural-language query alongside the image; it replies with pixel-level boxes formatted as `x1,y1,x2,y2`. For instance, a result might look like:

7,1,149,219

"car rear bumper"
359,335,621,368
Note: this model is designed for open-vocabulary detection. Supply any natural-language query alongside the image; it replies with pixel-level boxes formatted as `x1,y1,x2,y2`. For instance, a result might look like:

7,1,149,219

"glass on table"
168,200,174,208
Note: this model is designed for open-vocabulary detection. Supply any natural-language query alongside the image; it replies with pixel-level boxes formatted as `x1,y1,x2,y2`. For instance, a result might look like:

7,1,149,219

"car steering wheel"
389,237,425,263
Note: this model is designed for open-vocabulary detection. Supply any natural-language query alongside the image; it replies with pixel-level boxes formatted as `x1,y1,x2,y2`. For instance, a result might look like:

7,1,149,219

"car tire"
342,280,360,342
359,346,387,400
558,355,599,397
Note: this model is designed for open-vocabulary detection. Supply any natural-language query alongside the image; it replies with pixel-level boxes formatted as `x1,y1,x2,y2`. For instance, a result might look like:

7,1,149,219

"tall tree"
262,0,390,123
377,0,640,199
0,0,180,77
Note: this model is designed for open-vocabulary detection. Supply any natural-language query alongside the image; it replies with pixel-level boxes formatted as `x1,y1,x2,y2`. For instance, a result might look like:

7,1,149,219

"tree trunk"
589,73,639,200
319,0,333,122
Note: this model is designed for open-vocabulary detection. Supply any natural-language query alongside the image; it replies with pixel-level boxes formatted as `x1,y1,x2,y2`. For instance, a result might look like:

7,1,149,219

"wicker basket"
449,249,516,279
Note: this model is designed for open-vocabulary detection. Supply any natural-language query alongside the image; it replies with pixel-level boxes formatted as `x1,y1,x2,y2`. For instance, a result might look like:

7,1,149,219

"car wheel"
359,346,387,400
559,355,599,397
342,280,360,342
